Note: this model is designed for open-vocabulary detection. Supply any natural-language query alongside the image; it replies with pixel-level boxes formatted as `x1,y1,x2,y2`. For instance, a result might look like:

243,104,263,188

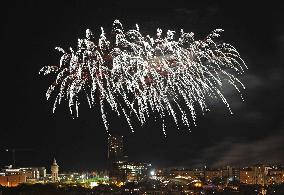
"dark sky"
2,0,284,172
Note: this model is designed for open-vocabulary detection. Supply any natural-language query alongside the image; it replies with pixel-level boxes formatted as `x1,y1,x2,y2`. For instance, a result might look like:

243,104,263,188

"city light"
2,1,283,195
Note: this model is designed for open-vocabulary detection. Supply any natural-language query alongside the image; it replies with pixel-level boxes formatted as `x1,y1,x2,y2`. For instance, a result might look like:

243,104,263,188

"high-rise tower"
51,158,59,182
108,135,124,162
107,135,124,182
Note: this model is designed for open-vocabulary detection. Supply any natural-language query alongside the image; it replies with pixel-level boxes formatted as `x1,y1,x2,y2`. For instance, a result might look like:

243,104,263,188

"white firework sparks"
39,20,247,136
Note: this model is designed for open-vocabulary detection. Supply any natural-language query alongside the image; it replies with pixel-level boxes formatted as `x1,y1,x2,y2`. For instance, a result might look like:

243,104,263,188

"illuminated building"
205,169,222,182
240,168,254,184
0,174,26,187
38,167,47,179
221,166,240,182
267,168,284,185
0,169,26,187
240,165,271,185
115,161,151,182
18,167,46,181
107,135,151,183
252,165,269,186
51,158,59,182
0,166,46,186
108,135,124,162
107,135,124,182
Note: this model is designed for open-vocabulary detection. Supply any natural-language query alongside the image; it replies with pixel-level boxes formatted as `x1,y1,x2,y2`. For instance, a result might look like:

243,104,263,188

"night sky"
2,0,284,172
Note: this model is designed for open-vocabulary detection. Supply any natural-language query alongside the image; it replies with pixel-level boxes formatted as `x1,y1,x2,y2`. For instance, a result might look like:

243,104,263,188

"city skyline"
2,0,284,172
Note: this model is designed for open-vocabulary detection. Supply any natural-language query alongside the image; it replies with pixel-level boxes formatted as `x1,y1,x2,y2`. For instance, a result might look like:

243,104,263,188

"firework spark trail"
39,20,247,136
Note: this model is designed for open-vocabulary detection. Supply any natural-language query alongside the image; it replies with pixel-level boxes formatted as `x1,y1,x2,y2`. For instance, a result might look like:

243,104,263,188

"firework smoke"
39,20,247,136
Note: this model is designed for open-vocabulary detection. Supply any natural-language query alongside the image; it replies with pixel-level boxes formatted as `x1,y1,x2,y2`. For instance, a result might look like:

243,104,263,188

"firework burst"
39,20,247,136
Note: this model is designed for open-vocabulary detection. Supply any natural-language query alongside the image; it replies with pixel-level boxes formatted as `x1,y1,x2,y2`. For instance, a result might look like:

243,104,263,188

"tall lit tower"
107,135,124,182
108,135,124,162
51,158,59,182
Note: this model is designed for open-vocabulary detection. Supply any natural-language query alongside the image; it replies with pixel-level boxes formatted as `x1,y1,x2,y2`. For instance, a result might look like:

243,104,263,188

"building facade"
221,166,240,183
0,169,26,187
115,161,151,182
242,166,284,185
108,135,124,182
205,169,222,182
108,135,124,162
51,158,59,182
107,135,151,183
